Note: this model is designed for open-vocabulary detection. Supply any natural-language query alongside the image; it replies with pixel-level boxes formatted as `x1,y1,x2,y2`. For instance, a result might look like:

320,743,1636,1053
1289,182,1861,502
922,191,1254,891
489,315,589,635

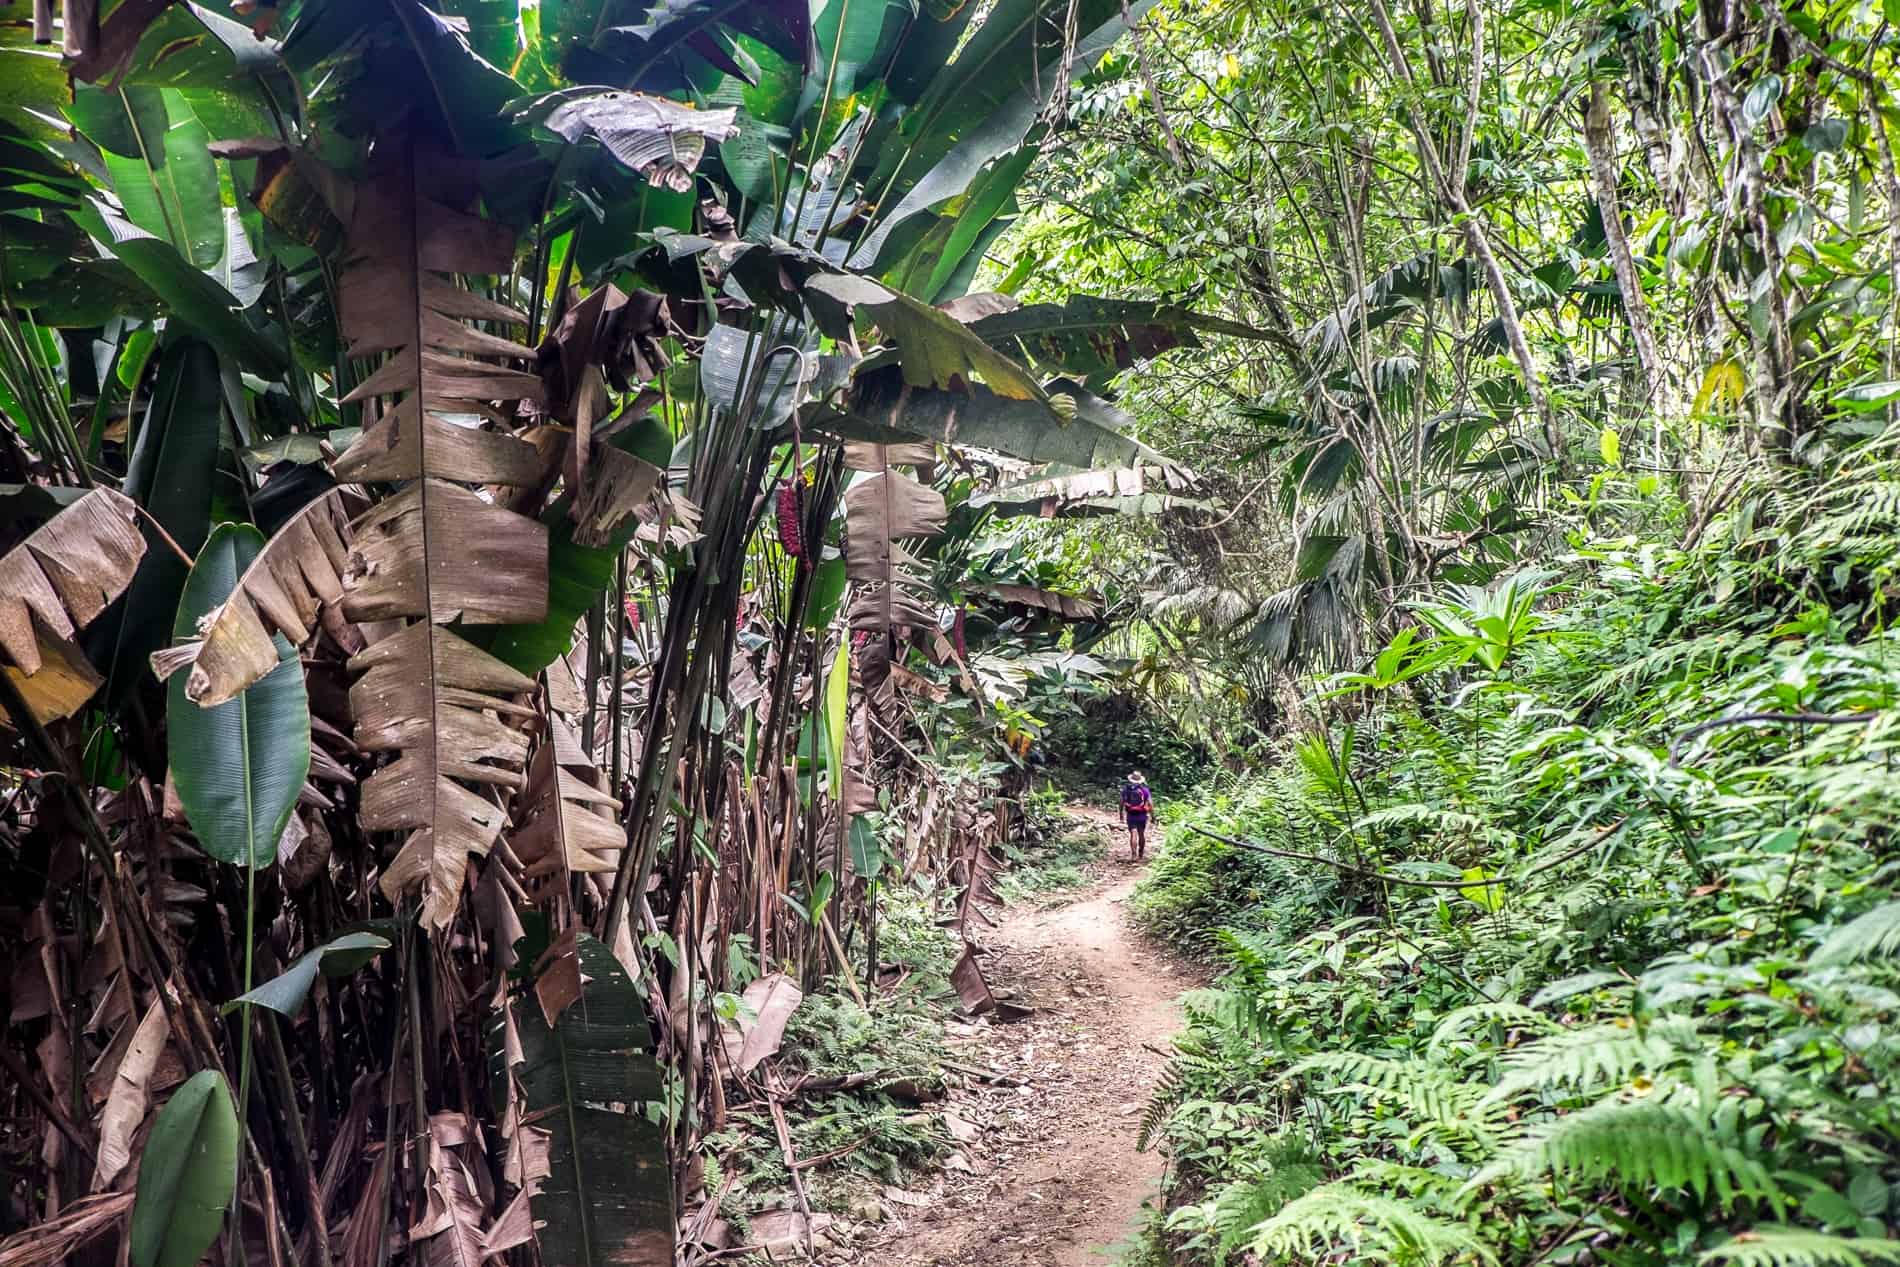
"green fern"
1203,1150,1325,1266
1137,1059,1189,1154
1428,1001,1559,1056
1291,1052,1488,1130
1467,1091,1785,1207
1250,1183,1497,1267
1811,901,1900,966
1701,1230,1900,1267
1484,1017,1698,1104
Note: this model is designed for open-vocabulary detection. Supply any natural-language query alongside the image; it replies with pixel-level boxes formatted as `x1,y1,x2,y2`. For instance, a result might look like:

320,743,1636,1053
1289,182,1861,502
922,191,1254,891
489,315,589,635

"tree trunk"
1581,82,1666,415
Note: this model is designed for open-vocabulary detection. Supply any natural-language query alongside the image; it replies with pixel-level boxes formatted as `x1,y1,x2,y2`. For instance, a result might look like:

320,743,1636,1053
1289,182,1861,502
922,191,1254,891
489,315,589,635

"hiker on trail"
1119,771,1153,861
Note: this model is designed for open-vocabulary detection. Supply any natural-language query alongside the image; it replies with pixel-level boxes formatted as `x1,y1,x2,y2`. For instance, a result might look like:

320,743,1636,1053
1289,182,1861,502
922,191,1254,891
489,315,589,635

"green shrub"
1132,498,1900,1267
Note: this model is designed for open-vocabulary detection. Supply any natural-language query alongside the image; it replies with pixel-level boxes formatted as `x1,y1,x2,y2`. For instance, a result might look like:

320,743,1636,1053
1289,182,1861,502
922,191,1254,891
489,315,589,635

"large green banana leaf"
968,295,1271,389
67,200,288,374
98,91,225,269
168,522,310,868
810,369,1170,470
855,0,1157,268
87,337,224,709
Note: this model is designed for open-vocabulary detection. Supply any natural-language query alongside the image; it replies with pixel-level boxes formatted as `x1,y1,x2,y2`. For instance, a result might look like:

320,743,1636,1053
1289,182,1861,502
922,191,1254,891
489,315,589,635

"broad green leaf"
578,0,809,93
168,523,311,869
70,200,288,375
0,29,69,142
1804,118,1849,153
825,635,849,788
87,338,224,707
805,274,1048,403
857,0,1155,265
811,370,1170,470
803,556,847,630
498,932,673,1265
1599,428,1621,467
225,929,394,1016
848,813,882,880
64,84,171,161
129,1070,238,1267
102,93,224,269
966,294,1270,388
1458,867,1504,912
1741,75,1782,129
1832,381,1900,414
913,146,1037,302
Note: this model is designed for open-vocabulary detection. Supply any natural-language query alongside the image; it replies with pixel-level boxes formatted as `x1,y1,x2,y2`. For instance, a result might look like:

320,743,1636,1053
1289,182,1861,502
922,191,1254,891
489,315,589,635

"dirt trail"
857,805,1197,1266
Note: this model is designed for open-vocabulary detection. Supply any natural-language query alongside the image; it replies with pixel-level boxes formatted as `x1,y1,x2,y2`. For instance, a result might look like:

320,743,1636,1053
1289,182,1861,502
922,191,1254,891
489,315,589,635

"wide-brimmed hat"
1127,771,1145,784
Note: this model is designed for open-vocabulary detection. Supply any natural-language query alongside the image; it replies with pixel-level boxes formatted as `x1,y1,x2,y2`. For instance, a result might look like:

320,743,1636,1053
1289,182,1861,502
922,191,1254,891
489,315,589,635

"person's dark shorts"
1126,812,1149,830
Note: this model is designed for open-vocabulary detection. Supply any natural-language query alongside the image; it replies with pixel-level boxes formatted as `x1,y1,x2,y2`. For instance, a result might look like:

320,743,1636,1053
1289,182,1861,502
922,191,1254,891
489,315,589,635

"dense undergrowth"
1130,461,1900,1267
705,786,1108,1246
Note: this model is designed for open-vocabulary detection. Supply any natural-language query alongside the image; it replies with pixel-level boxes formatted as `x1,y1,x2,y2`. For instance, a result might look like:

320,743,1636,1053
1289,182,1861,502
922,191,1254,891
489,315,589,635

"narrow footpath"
852,805,1198,1266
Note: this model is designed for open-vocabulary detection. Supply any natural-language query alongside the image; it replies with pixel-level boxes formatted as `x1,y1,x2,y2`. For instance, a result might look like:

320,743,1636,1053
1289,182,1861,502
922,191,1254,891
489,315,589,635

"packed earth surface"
849,807,1196,1267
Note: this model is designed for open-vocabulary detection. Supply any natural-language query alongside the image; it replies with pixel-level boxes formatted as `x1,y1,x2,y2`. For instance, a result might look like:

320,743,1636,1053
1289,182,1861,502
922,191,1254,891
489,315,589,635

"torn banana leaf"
843,464,946,690
349,623,536,930
326,138,558,926
328,135,554,926
509,738,624,903
491,931,671,1267
150,487,354,707
0,487,146,725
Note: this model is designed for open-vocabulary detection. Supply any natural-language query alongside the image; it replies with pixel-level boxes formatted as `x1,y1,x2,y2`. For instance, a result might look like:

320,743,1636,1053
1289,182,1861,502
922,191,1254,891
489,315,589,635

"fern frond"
1205,1158,1326,1266
1485,1018,1697,1103
1701,1230,1900,1267
1354,803,1519,849
1428,1002,1559,1056
1468,1092,1783,1207
1811,901,1900,966
1349,1159,1469,1201
1292,1052,1485,1127
1138,1061,1188,1154
1251,1183,1497,1267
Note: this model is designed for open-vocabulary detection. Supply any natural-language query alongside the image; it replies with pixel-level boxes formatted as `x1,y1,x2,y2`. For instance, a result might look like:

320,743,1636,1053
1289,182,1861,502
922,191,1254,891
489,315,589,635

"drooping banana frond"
509,729,624,904
843,454,947,693
330,135,553,928
0,487,145,724
350,624,537,930
150,488,355,706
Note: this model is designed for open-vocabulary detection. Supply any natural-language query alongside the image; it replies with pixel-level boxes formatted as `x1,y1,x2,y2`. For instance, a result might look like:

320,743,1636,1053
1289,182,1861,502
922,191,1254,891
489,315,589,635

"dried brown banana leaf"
509,739,625,903
328,136,557,926
349,621,536,929
149,488,354,707
0,487,145,725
